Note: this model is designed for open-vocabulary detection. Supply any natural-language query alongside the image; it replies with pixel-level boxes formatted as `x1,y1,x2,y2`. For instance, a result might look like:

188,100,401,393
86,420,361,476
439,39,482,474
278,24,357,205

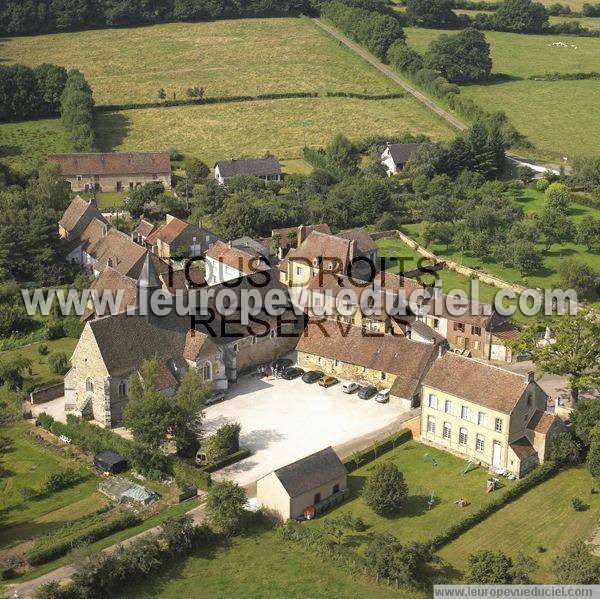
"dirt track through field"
311,18,467,132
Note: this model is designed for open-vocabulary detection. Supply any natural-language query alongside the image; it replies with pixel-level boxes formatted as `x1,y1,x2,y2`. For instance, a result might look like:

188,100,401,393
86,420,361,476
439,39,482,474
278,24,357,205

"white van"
342,381,359,394
375,389,390,404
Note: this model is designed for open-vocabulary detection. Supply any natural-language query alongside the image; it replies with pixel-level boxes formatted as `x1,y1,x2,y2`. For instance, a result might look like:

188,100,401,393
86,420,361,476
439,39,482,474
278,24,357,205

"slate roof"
296,320,437,400
49,152,170,176
205,241,271,274
527,410,556,434
337,228,377,254
59,195,106,234
510,437,538,461
422,353,530,414
216,158,281,179
385,143,421,165
272,447,346,498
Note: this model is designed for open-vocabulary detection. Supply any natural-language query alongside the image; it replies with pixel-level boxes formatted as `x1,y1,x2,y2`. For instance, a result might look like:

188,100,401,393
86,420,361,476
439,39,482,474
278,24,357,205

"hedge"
324,91,404,100
303,146,330,170
344,428,412,473
200,448,252,473
26,511,141,565
529,71,600,81
430,460,560,548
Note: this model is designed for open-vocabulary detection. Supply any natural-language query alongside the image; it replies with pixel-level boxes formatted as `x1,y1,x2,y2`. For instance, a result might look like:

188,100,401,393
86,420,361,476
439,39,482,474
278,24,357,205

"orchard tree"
511,240,542,276
466,550,514,584
362,462,408,516
558,259,599,301
540,208,575,251
512,314,600,405
545,182,571,214
576,217,600,251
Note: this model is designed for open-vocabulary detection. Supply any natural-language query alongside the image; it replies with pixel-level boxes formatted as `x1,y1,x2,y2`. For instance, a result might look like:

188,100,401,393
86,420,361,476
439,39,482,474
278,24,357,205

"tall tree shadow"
95,112,131,152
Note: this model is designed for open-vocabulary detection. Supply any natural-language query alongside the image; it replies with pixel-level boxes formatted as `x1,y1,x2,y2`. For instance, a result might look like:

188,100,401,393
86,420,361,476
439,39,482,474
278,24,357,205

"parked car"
358,385,377,400
205,390,227,405
318,375,339,388
281,366,304,380
342,381,359,394
375,389,390,404
302,370,323,384
272,358,293,372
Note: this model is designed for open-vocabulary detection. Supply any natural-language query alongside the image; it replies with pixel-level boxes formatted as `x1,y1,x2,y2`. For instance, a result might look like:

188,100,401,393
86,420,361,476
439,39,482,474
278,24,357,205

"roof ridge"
448,353,528,380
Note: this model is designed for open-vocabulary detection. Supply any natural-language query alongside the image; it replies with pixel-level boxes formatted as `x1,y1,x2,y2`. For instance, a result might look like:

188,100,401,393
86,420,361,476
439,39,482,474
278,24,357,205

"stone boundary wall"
30,382,64,405
373,230,537,296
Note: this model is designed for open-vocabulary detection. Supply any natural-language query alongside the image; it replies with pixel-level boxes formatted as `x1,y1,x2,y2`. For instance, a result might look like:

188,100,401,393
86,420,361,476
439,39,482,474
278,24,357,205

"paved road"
312,18,568,175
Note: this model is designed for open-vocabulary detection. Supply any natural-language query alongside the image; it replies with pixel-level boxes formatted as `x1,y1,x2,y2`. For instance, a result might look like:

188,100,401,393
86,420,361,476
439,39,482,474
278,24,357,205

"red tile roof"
205,241,270,275
49,152,170,176
527,410,556,434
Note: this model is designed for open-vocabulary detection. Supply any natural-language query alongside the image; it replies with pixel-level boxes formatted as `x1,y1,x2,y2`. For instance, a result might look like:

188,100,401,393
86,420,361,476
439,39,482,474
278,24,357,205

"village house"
420,353,565,477
257,447,347,521
204,240,271,286
49,151,171,192
380,142,421,175
296,319,439,408
419,292,518,362
132,219,155,245
260,224,332,256
214,157,282,185
143,214,219,261
282,229,377,289
58,195,107,241
65,259,300,427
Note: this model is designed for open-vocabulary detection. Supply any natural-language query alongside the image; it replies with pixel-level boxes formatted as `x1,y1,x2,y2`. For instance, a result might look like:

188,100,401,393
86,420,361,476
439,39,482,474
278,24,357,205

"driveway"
204,374,414,488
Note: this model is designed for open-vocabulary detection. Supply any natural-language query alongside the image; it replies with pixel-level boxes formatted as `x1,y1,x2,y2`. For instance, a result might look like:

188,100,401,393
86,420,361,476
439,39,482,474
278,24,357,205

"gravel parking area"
204,374,413,488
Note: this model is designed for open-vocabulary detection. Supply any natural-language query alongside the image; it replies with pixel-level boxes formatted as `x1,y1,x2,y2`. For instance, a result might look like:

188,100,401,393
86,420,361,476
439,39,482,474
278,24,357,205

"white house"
204,241,270,286
214,158,282,185
381,143,422,175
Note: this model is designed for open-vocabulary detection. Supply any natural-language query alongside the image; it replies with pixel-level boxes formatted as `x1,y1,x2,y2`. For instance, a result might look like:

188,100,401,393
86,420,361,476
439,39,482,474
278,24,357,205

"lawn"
397,187,600,301
0,118,72,175
115,522,422,599
404,27,600,159
438,465,600,582
0,18,412,106
0,337,78,392
0,422,101,549
313,441,516,547
95,96,454,164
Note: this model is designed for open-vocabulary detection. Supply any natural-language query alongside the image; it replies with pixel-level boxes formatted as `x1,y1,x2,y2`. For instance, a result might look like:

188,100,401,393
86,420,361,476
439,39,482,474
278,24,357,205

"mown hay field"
2,17,408,106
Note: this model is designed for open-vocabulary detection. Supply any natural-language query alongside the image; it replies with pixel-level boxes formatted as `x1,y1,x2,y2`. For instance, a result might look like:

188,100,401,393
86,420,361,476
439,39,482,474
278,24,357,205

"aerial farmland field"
404,27,600,159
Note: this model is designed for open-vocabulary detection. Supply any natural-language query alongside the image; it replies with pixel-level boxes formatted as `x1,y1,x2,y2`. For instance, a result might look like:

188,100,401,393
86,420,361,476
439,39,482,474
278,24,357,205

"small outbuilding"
214,157,282,184
98,476,158,506
93,450,129,474
380,142,422,175
256,446,347,521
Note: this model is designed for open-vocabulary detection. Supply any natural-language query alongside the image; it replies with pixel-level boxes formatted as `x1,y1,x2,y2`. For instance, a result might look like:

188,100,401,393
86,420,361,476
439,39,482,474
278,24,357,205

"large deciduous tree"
362,462,408,516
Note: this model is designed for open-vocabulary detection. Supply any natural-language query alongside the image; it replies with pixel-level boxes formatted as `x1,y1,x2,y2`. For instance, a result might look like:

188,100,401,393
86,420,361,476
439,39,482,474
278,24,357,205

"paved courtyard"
204,374,414,489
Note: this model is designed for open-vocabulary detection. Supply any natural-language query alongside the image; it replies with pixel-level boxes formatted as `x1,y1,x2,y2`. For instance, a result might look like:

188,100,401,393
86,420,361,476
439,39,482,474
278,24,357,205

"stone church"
65,255,301,428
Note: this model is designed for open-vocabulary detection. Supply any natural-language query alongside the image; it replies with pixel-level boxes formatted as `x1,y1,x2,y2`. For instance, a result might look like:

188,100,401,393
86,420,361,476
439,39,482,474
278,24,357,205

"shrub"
42,466,83,494
200,448,252,473
535,178,550,192
37,412,54,429
45,321,64,340
202,423,241,464
205,480,247,536
49,351,69,375
37,344,49,356
550,432,582,467
362,462,408,516
571,496,587,511
587,442,600,477
62,317,84,339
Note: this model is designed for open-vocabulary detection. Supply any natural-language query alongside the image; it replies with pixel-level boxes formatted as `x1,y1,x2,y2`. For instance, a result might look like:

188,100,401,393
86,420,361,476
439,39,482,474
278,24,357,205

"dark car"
302,370,323,384
272,358,293,372
281,366,304,380
358,385,377,400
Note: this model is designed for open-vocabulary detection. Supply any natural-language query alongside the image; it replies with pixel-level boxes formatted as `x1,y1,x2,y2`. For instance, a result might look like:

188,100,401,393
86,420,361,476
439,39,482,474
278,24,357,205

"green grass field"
399,187,600,297
438,466,600,582
404,27,600,159
94,96,454,164
115,522,423,599
0,119,72,174
0,337,78,391
0,422,101,549
0,18,410,106
314,441,516,547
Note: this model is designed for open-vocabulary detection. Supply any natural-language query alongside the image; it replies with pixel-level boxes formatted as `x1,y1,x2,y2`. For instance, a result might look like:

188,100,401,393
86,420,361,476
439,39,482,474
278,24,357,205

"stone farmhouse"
420,352,565,477
214,157,282,185
380,142,422,175
260,224,332,256
257,447,347,521
65,258,302,428
142,214,220,261
296,319,439,408
49,151,171,192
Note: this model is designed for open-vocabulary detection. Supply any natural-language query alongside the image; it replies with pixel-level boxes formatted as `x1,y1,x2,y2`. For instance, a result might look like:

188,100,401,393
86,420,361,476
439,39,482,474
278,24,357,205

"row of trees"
60,70,96,151
0,0,308,36
0,63,67,122
320,0,405,60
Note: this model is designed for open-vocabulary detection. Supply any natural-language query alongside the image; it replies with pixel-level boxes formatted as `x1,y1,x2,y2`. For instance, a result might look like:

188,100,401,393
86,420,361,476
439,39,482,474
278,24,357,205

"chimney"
228,240,233,248
277,246,284,260
527,371,535,383
437,344,446,359
297,224,306,245
107,258,113,268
